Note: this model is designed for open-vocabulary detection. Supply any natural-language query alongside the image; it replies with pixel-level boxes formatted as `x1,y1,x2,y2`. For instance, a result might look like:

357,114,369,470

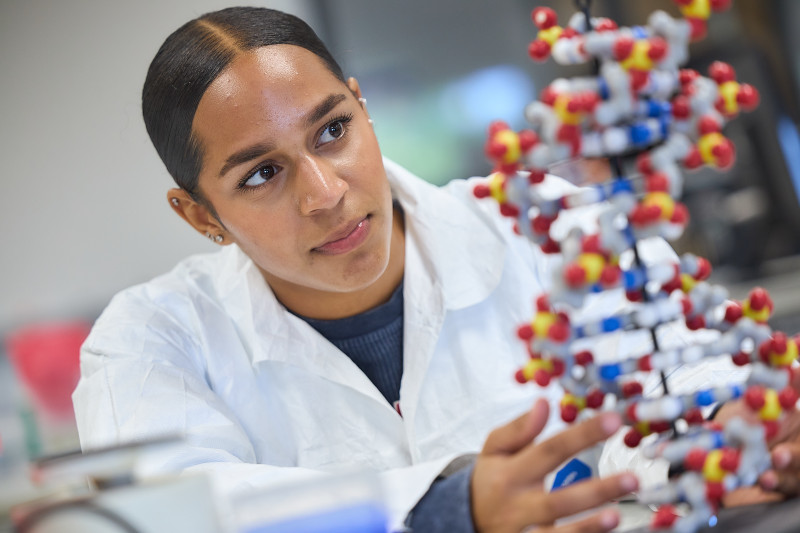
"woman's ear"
167,189,229,245
347,77,373,126
347,77,363,100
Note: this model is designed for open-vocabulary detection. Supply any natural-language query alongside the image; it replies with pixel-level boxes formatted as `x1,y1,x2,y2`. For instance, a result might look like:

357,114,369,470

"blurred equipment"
6,437,388,533
6,321,89,422
9,438,226,533
232,472,387,533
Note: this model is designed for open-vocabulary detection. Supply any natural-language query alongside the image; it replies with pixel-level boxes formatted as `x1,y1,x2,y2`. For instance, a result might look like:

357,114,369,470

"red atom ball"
564,264,587,288
574,350,594,365
737,84,760,110
534,369,551,387
473,183,490,198
548,322,570,343
652,505,679,529
709,61,736,84
587,389,605,409
624,429,643,448
532,7,557,29
745,386,766,410
517,324,534,341
488,120,509,136
561,404,578,423
528,40,551,61
647,38,668,61
613,36,634,60
711,0,732,11
685,448,707,471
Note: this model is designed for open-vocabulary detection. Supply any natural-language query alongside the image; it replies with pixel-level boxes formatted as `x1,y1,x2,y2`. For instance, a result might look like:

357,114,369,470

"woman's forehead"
204,45,340,105
194,45,346,138
191,45,350,175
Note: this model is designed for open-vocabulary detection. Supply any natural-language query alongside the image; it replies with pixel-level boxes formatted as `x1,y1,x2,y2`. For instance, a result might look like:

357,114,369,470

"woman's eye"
242,165,277,188
318,119,347,146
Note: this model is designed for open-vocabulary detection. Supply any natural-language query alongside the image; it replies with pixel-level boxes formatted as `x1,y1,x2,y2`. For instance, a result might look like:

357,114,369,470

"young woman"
72,6,800,532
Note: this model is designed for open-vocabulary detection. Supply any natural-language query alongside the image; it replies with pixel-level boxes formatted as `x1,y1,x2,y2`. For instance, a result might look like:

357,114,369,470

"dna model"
472,1,799,531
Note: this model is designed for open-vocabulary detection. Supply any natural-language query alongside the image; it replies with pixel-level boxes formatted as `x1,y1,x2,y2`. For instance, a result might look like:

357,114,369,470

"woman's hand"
471,399,638,533
720,369,800,507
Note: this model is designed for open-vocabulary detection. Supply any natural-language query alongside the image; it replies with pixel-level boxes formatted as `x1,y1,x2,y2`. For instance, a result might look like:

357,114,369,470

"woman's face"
190,45,398,312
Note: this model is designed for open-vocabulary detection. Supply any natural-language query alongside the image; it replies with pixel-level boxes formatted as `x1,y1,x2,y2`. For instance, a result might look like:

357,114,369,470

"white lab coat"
72,159,743,530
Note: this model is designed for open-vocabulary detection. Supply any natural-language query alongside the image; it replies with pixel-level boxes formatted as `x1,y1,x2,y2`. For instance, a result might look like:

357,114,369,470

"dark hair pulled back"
142,7,345,201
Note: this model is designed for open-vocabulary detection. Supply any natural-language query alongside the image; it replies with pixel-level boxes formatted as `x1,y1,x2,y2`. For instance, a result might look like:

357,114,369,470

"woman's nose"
296,156,348,215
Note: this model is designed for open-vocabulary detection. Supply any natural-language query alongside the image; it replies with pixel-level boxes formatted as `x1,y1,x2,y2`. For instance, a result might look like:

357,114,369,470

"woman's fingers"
538,508,620,533
524,473,638,525
772,443,800,472
723,485,783,507
758,443,800,496
482,398,550,455
512,411,623,483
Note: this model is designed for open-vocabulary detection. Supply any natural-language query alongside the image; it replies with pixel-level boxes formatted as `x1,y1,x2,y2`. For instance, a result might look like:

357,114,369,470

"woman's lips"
313,216,370,255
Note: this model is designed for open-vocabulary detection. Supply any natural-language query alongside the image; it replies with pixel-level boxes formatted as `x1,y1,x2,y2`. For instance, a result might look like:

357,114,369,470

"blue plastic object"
601,316,622,332
629,122,652,145
611,177,633,195
695,390,715,407
600,364,622,380
552,457,593,490
243,503,388,533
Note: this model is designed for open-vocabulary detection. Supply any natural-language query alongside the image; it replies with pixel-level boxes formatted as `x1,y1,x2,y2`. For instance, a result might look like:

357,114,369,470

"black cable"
574,0,593,32
574,0,676,430
15,499,142,533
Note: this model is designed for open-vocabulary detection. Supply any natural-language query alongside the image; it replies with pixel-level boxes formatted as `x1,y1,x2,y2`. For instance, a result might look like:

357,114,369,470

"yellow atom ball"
522,358,553,381
561,393,586,410
680,0,711,19
495,129,521,164
646,192,675,219
553,95,582,125
622,40,653,72
742,298,772,323
488,172,507,203
703,450,726,482
719,81,740,115
577,253,605,283
538,26,563,46
698,132,725,165
681,273,697,293
770,340,798,367
532,311,557,339
760,389,782,421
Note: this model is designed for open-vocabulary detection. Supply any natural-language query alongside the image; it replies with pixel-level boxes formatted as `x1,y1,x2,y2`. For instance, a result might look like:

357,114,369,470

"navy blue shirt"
295,280,475,532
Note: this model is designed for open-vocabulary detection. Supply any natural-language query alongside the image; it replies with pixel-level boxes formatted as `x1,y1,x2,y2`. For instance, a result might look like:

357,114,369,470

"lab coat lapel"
219,246,395,409
384,160,506,445
398,224,446,439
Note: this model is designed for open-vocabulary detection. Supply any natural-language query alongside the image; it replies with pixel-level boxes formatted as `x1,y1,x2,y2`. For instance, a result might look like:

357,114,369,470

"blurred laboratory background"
1,0,799,504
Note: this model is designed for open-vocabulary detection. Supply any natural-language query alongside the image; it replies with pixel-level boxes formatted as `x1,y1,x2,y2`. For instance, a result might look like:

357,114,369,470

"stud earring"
171,198,179,207
205,232,223,244
358,97,374,125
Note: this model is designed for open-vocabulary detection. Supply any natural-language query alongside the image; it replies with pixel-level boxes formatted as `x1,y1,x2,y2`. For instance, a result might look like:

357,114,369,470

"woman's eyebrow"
219,142,274,178
304,93,347,128
218,93,348,179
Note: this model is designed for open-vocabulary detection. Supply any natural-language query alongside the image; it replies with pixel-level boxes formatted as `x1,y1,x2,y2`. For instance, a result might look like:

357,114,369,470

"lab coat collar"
214,159,506,381
382,158,506,312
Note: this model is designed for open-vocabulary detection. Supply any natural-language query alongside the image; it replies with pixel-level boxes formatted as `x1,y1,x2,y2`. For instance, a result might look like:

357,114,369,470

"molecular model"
472,1,798,532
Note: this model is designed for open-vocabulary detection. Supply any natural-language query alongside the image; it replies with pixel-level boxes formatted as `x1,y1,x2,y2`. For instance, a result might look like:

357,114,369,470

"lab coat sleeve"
72,300,463,532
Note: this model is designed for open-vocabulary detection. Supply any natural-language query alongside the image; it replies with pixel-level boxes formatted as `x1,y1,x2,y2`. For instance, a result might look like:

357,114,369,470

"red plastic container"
6,322,90,420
